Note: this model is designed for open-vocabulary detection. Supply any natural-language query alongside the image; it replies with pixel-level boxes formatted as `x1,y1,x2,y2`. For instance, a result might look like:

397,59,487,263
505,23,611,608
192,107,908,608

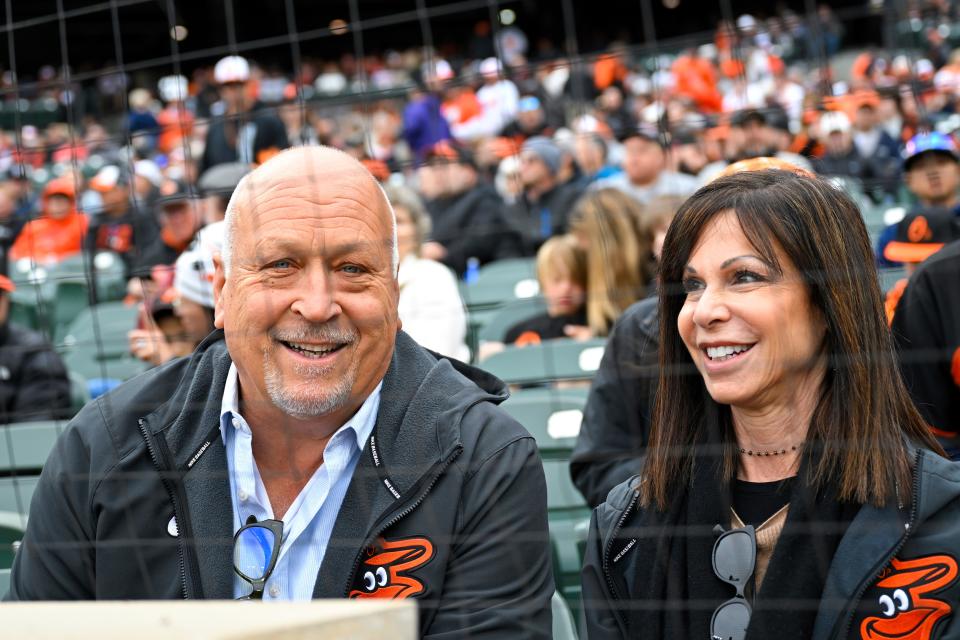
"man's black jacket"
0,321,71,423
7,330,554,638
892,239,960,458
569,297,658,508
426,184,524,276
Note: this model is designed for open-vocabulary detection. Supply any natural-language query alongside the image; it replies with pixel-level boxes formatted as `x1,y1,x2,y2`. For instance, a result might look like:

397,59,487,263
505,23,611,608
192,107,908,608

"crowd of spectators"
0,2,959,408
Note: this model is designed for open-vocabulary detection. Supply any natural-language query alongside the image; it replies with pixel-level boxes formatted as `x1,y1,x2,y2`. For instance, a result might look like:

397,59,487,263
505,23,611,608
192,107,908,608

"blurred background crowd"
0,0,957,406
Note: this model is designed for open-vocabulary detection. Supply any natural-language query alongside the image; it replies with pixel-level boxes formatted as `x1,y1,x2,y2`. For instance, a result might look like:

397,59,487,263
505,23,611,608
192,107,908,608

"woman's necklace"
738,443,802,457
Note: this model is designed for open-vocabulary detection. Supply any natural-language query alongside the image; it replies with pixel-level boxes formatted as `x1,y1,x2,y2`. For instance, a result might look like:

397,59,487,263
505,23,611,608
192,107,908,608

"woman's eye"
681,278,703,294
733,270,764,284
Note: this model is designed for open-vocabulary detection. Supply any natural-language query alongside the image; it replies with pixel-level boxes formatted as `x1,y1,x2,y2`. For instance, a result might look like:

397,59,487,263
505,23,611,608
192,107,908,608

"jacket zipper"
833,449,923,639
343,445,463,597
600,489,640,631
137,417,190,599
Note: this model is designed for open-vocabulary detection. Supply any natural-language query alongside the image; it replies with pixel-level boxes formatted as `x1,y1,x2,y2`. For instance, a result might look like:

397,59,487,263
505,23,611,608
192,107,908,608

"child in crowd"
504,234,589,346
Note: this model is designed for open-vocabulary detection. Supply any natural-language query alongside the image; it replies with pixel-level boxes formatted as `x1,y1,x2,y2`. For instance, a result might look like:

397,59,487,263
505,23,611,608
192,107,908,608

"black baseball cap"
618,123,670,147
424,140,475,167
884,208,960,263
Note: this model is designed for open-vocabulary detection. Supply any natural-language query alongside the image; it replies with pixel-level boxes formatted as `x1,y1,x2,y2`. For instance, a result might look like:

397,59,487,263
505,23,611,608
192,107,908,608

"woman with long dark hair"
580,169,960,640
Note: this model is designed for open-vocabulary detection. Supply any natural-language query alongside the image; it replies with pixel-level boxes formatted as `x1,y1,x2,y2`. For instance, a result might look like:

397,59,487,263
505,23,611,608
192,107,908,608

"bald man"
8,147,553,637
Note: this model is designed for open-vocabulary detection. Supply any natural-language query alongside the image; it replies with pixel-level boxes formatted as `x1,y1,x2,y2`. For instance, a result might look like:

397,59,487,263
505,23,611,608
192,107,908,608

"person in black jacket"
569,296,658,508
892,239,960,458
0,273,71,423
508,136,583,255
199,56,289,174
7,147,553,639
417,141,524,276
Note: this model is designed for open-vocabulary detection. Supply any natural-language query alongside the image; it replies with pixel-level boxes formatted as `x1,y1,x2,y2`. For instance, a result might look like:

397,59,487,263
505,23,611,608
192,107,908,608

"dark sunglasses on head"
233,517,284,600
710,524,756,640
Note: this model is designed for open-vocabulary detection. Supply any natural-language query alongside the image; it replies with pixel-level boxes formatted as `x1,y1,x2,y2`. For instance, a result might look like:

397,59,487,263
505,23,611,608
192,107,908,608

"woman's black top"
731,476,796,526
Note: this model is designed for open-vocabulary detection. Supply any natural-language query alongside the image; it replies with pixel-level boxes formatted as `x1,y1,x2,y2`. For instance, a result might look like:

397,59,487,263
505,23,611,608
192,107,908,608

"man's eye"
270,260,292,269
341,264,364,274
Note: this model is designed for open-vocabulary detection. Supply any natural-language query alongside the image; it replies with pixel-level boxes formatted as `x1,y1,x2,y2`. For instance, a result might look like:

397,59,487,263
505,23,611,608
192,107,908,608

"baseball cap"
424,140,475,167
158,74,189,103
903,132,960,171
89,165,131,192
819,111,851,135
156,178,198,209
214,56,250,85
519,96,542,112
884,209,960,263
618,123,669,147
198,162,249,197
171,222,225,309
521,136,562,174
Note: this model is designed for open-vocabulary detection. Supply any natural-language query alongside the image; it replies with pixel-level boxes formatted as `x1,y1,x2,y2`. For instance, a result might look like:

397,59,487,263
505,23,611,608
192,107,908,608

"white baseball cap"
819,111,851,135
214,56,250,84
158,74,189,102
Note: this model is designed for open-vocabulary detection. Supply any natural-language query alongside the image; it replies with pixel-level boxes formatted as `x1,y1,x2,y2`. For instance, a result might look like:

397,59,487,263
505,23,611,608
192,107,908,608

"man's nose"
290,265,341,323
691,284,731,328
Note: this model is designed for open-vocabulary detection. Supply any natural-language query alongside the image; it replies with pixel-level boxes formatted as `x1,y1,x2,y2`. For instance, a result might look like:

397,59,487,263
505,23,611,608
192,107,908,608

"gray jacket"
8,330,554,638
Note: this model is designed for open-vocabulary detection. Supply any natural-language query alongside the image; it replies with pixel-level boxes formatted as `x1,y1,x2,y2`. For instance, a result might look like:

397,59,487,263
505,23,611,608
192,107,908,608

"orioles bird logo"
348,536,435,600
861,554,958,640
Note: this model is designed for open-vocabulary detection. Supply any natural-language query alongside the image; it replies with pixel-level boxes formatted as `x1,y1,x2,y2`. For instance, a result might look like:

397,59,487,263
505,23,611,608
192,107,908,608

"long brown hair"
569,188,653,336
641,169,943,510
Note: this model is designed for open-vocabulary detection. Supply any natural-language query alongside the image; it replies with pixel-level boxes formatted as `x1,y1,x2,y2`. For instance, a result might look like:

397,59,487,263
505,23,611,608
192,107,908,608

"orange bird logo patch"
349,536,435,600
861,554,958,640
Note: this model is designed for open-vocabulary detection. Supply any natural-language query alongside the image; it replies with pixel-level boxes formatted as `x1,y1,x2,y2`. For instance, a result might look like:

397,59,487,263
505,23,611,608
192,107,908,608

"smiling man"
7,146,553,638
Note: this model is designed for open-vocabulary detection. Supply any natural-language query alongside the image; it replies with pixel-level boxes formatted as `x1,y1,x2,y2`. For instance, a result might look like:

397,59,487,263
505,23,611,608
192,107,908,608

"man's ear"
212,252,226,329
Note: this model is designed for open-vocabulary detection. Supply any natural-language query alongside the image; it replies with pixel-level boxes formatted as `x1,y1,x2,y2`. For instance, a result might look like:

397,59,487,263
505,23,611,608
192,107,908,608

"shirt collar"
220,363,382,451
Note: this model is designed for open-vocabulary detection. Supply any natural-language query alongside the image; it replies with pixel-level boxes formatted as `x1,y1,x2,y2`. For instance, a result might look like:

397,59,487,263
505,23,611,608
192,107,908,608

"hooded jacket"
581,448,960,639
9,177,88,263
7,330,554,638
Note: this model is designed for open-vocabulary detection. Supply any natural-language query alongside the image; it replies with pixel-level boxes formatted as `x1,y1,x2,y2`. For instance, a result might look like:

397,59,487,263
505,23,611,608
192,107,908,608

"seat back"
480,339,606,386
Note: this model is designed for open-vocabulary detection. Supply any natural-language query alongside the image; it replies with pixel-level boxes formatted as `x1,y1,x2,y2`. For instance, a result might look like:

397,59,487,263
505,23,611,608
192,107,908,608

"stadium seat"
0,567,9,598
879,267,907,293
502,387,591,620
500,387,588,453
52,280,92,343
479,339,606,386
552,590,579,640
61,302,147,382
460,258,539,312
0,511,26,570
477,297,547,343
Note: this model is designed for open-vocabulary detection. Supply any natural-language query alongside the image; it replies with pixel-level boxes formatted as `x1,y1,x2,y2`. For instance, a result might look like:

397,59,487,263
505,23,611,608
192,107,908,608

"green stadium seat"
0,567,10,597
552,590,579,640
501,387,588,454
0,477,40,518
0,421,62,473
60,302,147,382
0,511,26,570
460,258,540,312
52,280,92,343
477,297,547,343
479,339,606,386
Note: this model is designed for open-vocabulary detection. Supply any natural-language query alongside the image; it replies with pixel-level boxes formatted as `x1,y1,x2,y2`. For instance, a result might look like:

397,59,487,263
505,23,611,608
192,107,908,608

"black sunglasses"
233,517,284,600
710,524,756,640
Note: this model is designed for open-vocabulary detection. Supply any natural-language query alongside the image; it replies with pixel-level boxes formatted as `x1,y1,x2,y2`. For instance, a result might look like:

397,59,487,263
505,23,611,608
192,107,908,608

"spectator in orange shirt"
9,177,88,264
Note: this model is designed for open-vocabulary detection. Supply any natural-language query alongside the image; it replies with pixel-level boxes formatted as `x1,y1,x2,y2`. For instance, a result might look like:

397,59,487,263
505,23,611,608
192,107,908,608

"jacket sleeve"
570,301,657,507
579,508,626,640
5,406,100,600
891,269,960,456
423,430,553,639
